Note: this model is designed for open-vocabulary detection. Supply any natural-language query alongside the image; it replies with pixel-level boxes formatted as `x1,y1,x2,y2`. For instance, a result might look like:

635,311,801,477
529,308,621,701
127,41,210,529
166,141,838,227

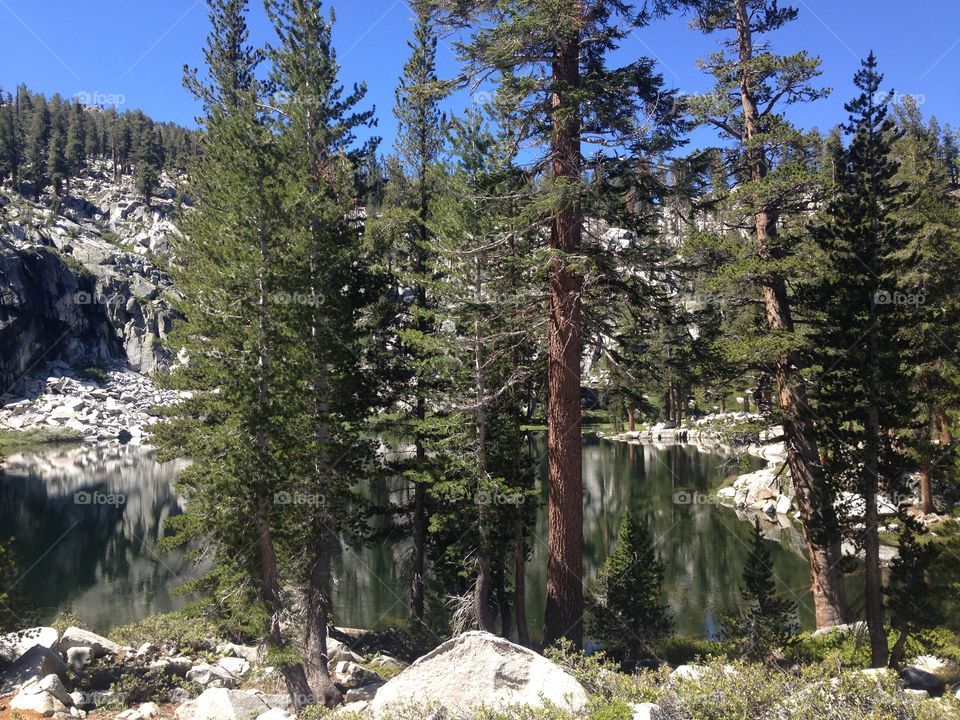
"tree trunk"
495,567,512,639
919,468,933,515
253,188,318,710
513,507,529,645
938,407,952,445
771,296,849,628
542,27,584,651
627,405,636,432
889,626,909,669
735,0,848,628
863,311,889,667
255,502,316,709
474,255,495,633
409,389,427,627
303,531,343,706
410,477,426,624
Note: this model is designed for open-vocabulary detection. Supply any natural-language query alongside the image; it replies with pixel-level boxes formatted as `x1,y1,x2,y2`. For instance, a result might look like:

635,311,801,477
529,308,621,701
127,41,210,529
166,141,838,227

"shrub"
655,636,731,666
77,365,109,383
544,641,658,704
109,607,218,652
51,609,86,635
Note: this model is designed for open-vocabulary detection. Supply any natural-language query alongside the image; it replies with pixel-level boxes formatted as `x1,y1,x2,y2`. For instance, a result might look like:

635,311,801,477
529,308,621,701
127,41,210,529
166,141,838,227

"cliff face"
0,165,183,394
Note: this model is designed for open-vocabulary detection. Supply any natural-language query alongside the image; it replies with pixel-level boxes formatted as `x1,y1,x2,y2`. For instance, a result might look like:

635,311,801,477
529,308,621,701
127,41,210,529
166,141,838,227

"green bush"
585,699,633,720
655,636,730,666
108,667,202,704
77,365,109,383
51,609,86,635
109,607,218,651
545,641,658,704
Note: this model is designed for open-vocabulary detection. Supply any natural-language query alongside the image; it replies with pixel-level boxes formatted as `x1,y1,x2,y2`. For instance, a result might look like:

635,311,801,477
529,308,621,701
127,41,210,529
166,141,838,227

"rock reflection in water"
0,443,195,633
1,437,817,638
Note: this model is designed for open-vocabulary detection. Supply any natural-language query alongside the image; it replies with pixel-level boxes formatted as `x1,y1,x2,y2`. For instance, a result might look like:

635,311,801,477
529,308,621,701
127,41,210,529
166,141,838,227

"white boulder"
0,627,59,662
57,626,120,658
175,689,288,720
11,674,73,716
368,631,587,716
187,662,237,689
217,656,251,678
631,702,667,720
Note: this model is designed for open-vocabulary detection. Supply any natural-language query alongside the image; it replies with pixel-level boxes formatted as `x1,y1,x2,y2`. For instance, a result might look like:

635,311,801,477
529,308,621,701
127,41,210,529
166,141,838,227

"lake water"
0,437,817,638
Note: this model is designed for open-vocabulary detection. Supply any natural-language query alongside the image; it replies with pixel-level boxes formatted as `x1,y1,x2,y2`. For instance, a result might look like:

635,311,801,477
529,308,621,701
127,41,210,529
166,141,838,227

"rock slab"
368,631,587,716
175,689,289,720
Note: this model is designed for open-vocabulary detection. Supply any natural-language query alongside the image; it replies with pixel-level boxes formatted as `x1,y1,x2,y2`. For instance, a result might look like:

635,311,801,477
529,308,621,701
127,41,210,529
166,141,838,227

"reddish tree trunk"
542,26,584,651
735,0,848,629
919,468,933,515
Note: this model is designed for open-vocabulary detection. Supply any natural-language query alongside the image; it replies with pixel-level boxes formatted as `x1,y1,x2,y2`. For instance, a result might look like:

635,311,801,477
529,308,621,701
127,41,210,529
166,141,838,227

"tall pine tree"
675,0,849,629
420,0,681,649
805,54,912,667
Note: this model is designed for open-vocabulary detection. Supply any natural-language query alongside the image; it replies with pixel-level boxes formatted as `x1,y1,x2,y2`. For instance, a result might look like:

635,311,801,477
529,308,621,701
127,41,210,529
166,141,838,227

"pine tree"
886,526,939,668
370,7,447,631
135,125,163,204
0,536,36,633
420,0,681,649
587,509,671,667
184,0,259,112
65,100,86,184
674,0,849,630
24,96,49,199
46,98,68,197
428,108,541,640
0,95,19,185
889,99,960,515
264,0,380,703
154,0,317,708
723,520,796,661
805,53,913,667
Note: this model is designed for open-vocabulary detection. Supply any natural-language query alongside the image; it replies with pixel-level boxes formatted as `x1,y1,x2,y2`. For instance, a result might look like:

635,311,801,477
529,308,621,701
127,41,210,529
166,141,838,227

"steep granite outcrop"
0,165,183,393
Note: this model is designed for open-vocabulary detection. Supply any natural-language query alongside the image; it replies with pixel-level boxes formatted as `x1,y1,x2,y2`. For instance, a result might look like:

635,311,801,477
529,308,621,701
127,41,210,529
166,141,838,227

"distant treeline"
0,86,199,203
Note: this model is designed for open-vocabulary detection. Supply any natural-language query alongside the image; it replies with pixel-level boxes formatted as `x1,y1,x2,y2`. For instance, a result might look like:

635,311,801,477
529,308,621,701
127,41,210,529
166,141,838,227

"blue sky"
1,1,959,153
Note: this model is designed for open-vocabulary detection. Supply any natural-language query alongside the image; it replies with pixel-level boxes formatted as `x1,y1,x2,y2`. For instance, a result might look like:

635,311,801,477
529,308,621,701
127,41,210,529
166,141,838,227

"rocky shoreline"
603,412,948,565
0,362,184,445
2,624,958,719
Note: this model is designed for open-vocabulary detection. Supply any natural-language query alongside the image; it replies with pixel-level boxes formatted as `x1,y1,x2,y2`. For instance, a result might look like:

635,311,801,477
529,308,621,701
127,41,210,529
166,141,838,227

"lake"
0,436,817,638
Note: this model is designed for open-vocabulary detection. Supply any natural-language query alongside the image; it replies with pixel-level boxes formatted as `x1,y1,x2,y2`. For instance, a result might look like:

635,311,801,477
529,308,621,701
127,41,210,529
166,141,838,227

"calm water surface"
1,437,816,637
